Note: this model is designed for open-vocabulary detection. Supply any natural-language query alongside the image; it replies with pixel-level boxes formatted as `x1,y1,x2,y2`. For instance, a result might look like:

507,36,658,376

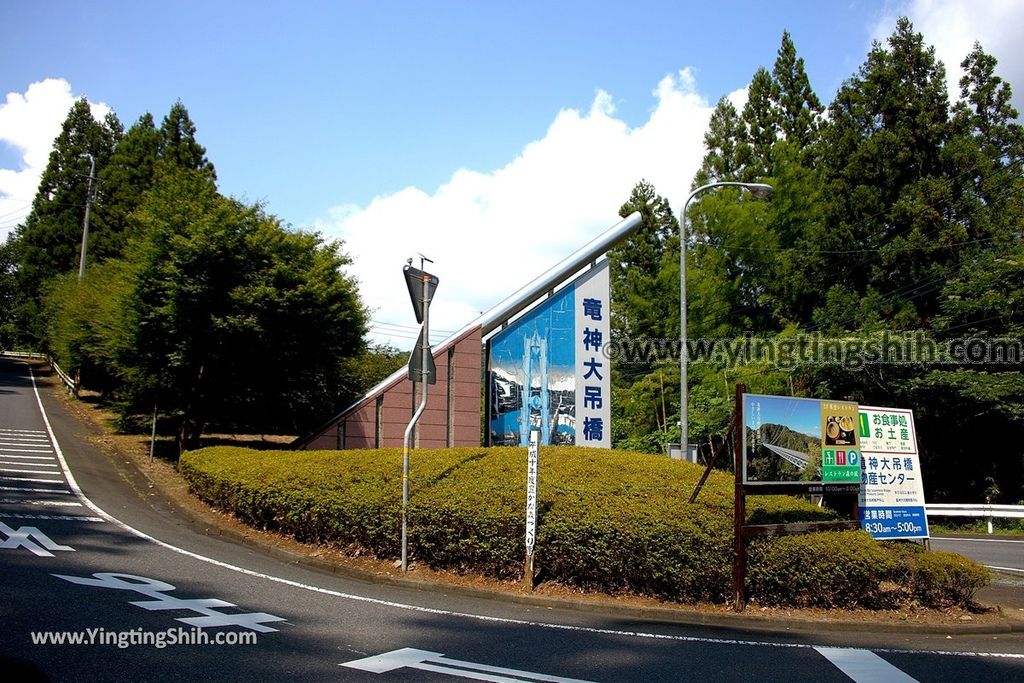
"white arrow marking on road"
815,647,919,682
340,648,595,682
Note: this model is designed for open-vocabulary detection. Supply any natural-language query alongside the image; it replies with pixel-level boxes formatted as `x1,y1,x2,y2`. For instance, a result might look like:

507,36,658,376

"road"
1,358,1022,682
931,536,1024,574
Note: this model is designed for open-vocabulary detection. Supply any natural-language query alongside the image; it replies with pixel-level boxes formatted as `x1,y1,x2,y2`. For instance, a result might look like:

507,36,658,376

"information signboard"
858,405,929,539
488,261,610,447
742,393,861,485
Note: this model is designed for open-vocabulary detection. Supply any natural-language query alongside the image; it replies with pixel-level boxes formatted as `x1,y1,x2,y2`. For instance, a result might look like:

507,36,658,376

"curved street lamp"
679,181,773,458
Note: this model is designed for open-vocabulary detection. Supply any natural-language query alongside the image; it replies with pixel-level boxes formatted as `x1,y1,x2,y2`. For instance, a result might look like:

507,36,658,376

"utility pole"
78,154,96,281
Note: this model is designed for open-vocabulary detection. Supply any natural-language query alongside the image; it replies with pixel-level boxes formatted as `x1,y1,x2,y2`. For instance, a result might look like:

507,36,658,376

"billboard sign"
488,261,611,447
858,406,929,539
742,393,861,484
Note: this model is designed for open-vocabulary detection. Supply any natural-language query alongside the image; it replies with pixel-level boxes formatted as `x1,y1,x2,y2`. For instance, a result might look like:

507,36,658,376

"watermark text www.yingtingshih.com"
602,331,1024,370
30,627,258,649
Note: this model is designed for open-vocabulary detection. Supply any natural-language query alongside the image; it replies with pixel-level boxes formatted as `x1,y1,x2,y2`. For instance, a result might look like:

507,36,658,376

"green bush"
180,445,984,608
747,531,898,608
911,551,989,608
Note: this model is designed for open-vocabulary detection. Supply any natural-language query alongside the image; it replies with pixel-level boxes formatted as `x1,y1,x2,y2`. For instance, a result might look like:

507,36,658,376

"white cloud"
316,69,715,348
871,0,1024,109
0,78,110,242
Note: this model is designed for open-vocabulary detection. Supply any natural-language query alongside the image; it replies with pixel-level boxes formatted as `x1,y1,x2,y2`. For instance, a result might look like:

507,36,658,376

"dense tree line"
2,100,373,451
609,19,1023,503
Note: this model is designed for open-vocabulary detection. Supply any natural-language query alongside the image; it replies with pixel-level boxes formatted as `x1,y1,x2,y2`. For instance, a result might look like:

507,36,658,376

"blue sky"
2,1,1021,347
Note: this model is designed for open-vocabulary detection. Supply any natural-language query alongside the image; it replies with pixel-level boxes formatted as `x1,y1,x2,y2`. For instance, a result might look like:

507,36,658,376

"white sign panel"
525,430,538,554
573,261,611,448
858,406,929,539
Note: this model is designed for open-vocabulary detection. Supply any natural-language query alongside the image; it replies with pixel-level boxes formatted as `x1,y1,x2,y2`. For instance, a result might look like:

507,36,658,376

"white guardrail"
926,503,1024,534
1,350,78,396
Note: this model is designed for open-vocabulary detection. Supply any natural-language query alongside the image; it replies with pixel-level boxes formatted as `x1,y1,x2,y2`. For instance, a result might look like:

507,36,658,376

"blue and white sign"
857,406,929,540
488,261,610,447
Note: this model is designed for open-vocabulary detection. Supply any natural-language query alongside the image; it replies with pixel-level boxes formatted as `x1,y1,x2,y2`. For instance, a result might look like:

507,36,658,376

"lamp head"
745,183,774,200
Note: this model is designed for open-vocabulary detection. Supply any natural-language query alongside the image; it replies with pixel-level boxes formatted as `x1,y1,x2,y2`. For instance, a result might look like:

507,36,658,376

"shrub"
911,551,989,608
179,445,981,608
747,531,899,608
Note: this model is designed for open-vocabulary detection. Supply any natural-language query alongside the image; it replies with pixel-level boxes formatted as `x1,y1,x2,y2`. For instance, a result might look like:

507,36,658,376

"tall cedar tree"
14,99,121,343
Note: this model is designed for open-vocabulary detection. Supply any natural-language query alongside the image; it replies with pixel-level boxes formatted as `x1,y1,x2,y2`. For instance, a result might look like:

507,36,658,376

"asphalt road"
930,537,1024,574
1,358,1022,682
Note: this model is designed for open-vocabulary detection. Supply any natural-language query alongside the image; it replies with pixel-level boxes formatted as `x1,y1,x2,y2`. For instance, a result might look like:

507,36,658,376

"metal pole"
679,182,772,457
401,271,431,572
78,154,96,281
149,404,158,463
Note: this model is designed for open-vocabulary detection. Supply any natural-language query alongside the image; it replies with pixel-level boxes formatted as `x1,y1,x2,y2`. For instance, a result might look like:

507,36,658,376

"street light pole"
78,153,96,281
680,181,773,458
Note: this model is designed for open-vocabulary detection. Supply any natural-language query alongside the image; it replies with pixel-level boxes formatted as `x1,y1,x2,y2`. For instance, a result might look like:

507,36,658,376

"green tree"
159,101,216,179
609,180,679,343
91,113,163,260
772,30,823,152
0,234,21,348
741,67,779,181
695,97,747,185
15,99,120,341
117,167,366,451
816,18,953,330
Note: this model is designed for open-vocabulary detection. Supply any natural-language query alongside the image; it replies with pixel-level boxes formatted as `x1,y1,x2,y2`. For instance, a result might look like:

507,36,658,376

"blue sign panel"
487,262,610,447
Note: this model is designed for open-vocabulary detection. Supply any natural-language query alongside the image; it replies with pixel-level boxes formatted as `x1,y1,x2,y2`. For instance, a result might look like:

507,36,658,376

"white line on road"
0,461,58,469
932,537,1024,544
0,438,53,443
986,565,1024,575
342,648,595,682
0,475,65,484
24,368,1024,664
0,485,71,494
0,467,62,475
0,429,47,434
0,447,57,453
0,454,58,460
1,512,104,522
815,647,919,682
0,498,82,507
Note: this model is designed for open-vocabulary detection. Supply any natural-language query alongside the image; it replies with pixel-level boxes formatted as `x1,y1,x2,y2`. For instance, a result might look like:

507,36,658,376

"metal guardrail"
926,503,1024,534
1,350,79,396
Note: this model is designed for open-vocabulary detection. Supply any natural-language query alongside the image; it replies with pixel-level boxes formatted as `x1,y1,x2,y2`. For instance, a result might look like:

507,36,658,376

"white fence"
926,503,1024,534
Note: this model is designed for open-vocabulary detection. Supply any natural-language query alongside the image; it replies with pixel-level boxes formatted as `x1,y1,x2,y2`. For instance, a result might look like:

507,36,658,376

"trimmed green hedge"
179,446,986,608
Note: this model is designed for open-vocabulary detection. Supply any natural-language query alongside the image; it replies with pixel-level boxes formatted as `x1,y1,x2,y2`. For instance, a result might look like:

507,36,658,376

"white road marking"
815,647,919,682
0,466,62,475
0,447,56,453
0,475,65,484
23,367,1024,663
0,461,58,468
0,521,75,556
2,512,104,522
933,536,1024,545
0,498,82,507
54,572,285,632
341,648,594,682
0,429,47,434
0,453,59,460
0,485,71,494
986,565,1024,575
